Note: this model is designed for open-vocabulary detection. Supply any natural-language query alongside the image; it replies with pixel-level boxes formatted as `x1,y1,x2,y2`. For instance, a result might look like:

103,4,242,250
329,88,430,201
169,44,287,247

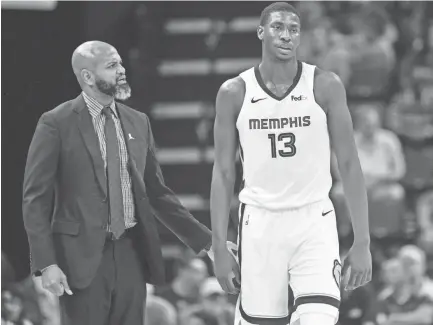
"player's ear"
257,25,264,41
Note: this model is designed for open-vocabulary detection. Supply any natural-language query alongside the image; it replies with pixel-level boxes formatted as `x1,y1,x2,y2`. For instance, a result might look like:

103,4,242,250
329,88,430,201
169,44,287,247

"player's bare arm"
314,68,372,290
210,76,244,294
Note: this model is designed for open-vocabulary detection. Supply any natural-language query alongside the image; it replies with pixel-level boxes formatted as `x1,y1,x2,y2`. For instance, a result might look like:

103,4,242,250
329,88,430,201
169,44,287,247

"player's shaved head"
260,2,300,26
71,41,117,83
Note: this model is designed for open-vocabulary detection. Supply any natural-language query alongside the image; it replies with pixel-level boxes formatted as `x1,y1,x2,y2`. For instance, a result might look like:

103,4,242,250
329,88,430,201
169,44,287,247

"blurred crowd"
2,1,433,325
3,244,433,325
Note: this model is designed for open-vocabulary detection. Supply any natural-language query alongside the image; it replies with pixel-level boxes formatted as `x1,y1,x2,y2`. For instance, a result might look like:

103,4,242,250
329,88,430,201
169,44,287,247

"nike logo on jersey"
291,95,307,101
251,97,267,103
322,210,333,216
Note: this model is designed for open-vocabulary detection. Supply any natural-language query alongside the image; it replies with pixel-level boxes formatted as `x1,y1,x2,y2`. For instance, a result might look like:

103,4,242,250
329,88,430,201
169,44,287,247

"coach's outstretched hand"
342,242,372,291
213,245,240,295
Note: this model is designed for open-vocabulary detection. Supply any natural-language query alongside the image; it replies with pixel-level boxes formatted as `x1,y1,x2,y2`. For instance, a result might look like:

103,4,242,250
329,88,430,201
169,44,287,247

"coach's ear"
257,25,264,41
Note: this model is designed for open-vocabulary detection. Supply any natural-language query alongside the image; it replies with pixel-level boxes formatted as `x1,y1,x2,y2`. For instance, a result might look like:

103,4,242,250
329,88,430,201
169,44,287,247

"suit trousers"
59,227,147,325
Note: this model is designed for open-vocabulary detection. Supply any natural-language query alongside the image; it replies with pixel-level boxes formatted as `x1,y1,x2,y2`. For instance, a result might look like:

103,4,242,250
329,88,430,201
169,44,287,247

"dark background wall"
3,2,82,280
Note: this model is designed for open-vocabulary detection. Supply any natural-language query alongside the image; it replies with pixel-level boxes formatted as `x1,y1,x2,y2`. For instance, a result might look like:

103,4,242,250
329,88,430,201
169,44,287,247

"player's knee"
299,313,335,325
239,318,288,325
292,303,338,325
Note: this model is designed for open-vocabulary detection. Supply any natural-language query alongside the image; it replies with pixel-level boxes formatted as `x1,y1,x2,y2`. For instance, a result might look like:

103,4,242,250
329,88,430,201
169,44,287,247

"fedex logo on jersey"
249,116,311,130
291,95,307,101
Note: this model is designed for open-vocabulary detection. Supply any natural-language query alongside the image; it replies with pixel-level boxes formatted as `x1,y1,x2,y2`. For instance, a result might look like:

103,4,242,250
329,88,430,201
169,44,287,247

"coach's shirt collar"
82,91,118,119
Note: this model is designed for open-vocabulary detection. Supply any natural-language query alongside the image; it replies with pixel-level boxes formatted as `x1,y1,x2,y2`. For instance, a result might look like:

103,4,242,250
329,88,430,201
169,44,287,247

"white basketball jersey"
236,61,332,210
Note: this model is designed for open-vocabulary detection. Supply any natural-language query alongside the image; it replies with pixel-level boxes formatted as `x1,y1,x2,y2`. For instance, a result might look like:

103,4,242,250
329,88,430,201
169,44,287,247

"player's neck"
259,56,298,85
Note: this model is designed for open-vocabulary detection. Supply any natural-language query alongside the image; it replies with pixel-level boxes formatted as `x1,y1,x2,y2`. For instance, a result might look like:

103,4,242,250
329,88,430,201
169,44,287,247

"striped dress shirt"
82,92,136,229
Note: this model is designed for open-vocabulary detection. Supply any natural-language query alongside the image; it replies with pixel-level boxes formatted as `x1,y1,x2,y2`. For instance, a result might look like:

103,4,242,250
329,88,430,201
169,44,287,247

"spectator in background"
180,309,220,325
156,258,208,311
296,2,353,86
1,253,52,325
1,288,34,325
302,18,354,87
199,277,235,325
353,5,397,70
347,6,396,99
338,283,378,325
379,258,406,298
2,252,16,286
1,276,45,325
178,277,235,325
416,191,433,258
374,247,433,325
145,284,177,325
374,258,406,324
319,22,353,87
354,105,406,201
297,1,325,30
398,245,433,300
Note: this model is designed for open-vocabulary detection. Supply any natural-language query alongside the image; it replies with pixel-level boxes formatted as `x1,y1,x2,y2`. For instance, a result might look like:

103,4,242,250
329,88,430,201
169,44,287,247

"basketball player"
210,3,372,325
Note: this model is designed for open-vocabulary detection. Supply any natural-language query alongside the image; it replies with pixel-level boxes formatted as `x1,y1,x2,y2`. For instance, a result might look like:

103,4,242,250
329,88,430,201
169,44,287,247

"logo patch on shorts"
332,259,342,289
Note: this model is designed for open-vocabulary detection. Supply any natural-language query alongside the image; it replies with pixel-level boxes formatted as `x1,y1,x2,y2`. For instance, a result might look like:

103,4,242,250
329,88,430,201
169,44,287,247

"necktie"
103,106,125,239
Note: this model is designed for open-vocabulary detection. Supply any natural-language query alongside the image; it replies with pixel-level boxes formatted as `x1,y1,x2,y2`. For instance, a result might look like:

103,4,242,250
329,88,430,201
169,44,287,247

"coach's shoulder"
124,104,154,137
40,99,75,126
118,102,149,120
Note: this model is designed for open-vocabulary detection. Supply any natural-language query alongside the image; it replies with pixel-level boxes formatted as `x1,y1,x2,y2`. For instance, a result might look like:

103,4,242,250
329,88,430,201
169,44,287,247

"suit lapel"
73,95,107,197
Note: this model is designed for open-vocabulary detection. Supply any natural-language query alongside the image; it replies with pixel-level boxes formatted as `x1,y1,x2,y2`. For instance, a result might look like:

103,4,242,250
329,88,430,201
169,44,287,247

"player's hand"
41,265,73,296
207,241,238,262
342,242,372,291
213,245,240,295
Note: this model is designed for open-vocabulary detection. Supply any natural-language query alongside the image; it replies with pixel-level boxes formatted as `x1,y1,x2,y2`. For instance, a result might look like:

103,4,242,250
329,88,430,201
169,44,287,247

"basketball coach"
22,41,212,325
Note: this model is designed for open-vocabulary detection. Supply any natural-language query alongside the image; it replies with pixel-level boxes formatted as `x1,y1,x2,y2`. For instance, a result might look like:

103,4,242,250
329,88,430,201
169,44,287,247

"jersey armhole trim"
313,67,329,117
235,76,247,128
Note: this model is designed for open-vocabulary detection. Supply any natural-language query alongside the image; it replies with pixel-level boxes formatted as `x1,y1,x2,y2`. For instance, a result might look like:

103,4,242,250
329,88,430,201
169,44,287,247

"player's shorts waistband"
239,196,331,213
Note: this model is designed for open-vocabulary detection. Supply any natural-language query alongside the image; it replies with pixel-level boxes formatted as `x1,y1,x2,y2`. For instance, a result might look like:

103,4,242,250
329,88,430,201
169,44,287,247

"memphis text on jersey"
249,116,311,130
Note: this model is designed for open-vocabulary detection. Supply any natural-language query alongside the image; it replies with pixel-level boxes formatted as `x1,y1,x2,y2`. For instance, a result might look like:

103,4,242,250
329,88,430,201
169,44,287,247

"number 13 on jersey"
268,133,297,158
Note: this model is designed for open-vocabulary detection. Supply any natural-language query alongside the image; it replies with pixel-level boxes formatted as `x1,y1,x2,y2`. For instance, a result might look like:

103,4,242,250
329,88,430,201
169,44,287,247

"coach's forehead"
99,50,122,67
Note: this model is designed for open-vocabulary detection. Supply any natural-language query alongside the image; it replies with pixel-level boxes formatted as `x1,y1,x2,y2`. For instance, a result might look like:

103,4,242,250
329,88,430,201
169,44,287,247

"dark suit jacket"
22,94,212,289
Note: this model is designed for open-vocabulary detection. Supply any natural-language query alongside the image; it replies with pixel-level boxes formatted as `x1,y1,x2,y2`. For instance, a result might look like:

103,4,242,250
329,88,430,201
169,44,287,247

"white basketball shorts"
235,198,341,325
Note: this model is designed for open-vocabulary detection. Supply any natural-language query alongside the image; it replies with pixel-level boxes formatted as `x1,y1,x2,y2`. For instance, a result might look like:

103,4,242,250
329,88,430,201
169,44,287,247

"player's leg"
289,309,334,325
288,199,341,325
234,286,295,325
292,313,334,325
236,204,291,325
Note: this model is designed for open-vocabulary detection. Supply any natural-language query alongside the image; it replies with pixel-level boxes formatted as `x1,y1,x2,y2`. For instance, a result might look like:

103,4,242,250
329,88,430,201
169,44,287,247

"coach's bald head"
71,41,115,84
71,41,131,101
